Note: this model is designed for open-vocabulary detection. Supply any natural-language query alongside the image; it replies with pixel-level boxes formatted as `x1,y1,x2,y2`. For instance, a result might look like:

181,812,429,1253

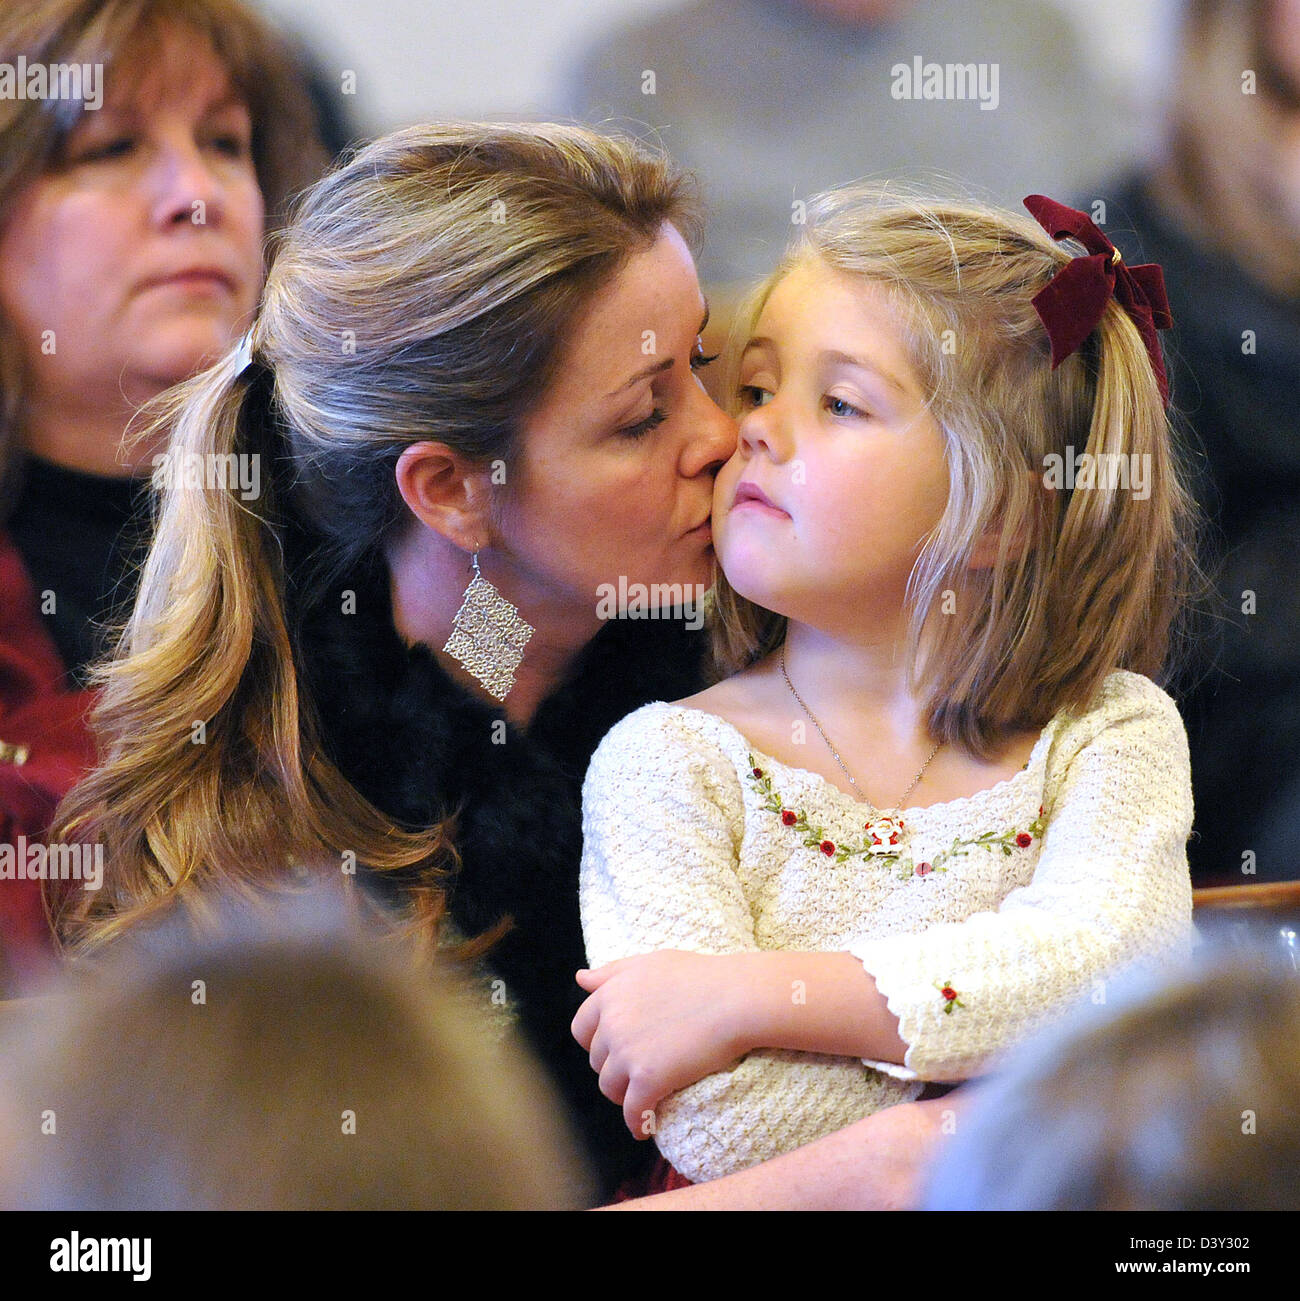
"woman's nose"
682,385,739,476
149,138,225,229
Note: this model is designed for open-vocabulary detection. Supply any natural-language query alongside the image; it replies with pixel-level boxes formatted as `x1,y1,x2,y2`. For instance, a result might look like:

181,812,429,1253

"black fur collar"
293,550,707,1194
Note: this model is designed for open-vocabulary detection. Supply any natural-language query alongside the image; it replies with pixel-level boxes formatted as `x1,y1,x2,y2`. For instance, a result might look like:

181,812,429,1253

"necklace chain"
779,646,941,811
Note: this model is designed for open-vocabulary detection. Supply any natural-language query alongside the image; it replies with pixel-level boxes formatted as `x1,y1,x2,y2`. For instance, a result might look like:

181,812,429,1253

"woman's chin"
662,545,717,598
132,320,247,382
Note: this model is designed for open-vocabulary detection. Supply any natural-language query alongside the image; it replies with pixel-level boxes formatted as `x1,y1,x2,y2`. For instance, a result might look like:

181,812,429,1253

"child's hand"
571,951,751,1139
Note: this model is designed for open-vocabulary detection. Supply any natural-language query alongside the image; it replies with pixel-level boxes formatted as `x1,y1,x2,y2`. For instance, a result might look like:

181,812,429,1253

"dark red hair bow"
1023,194,1174,404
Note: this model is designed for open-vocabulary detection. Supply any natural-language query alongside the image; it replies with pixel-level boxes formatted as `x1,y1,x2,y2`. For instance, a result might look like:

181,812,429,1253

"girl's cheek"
714,454,742,499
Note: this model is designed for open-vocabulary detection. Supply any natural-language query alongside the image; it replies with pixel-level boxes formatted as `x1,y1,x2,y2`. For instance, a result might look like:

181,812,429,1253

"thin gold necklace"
779,645,941,812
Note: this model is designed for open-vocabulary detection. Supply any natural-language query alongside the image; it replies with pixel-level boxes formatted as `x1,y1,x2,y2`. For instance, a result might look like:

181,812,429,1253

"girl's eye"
738,384,772,408
825,395,868,419
618,406,668,440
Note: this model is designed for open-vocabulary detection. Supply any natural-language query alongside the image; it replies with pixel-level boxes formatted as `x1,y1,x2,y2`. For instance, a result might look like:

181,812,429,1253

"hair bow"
1023,194,1174,404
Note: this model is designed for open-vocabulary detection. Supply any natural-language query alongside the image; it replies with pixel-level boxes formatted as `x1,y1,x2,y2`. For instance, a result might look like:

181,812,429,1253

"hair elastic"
231,329,258,379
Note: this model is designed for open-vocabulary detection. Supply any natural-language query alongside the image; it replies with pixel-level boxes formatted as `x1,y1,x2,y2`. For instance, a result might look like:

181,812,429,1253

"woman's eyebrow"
605,303,715,398
607,356,673,397
201,91,249,116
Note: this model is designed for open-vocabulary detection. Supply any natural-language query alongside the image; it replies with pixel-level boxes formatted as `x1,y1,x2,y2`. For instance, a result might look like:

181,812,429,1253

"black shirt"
295,550,709,1198
7,456,152,687
1108,175,1300,884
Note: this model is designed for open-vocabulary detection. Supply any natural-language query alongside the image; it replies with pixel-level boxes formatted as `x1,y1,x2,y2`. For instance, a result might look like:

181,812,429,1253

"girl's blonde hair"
711,186,1210,758
52,121,701,953
0,0,329,509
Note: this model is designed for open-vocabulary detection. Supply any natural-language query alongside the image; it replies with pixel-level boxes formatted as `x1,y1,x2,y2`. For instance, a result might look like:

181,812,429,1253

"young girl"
573,188,1205,1187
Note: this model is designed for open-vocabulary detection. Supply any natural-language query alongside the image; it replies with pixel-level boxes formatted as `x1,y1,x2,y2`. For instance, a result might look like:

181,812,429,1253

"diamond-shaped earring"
442,552,534,701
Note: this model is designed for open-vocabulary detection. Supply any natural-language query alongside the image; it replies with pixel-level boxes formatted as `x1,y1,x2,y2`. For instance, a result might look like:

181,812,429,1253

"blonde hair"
0,0,329,509
4,885,592,1209
53,122,700,953
711,186,1210,759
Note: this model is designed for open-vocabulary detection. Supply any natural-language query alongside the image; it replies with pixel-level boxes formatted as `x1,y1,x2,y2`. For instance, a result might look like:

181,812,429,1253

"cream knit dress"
579,670,1194,1183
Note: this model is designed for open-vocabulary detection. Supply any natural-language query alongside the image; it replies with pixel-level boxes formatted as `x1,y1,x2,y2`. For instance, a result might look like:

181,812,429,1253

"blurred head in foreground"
0,884,590,1209
921,947,1300,1210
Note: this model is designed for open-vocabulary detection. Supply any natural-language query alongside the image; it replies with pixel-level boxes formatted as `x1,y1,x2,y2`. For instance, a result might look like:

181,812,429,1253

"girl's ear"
967,471,1045,570
393,442,494,553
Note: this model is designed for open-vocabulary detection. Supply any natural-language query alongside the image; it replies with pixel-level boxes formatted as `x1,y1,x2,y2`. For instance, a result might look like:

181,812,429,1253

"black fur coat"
294,552,708,1197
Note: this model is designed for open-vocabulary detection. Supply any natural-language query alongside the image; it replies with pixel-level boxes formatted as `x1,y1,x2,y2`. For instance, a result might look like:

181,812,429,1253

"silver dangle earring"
442,551,534,702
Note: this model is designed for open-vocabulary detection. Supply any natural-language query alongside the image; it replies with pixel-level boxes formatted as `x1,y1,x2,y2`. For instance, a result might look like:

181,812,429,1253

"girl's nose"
737,399,788,461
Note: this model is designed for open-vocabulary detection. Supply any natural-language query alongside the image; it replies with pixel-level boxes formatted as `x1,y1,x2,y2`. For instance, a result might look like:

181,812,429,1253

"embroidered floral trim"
937,980,965,1014
747,754,1046,880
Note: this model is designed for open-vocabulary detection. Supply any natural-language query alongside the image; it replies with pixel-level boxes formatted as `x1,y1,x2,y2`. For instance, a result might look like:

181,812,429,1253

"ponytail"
1045,299,1202,693
52,346,449,954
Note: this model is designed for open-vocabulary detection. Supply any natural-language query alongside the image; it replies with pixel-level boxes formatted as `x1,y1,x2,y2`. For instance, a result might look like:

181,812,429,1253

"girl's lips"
732,480,789,517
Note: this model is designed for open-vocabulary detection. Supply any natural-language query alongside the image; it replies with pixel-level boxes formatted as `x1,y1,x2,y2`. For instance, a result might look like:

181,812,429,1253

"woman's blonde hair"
52,121,700,953
0,0,329,510
711,185,1210,759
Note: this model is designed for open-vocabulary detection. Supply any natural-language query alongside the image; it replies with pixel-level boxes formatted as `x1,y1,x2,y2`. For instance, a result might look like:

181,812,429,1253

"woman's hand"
571,951,753,1137
598,1092,965,1210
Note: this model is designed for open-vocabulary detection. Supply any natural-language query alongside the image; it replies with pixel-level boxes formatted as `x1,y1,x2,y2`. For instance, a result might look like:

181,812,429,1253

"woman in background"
0,0,328,985
1107,0,1300,884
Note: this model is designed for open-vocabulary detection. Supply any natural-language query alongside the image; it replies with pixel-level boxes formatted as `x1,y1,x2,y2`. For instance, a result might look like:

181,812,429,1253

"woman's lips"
139,269,235,295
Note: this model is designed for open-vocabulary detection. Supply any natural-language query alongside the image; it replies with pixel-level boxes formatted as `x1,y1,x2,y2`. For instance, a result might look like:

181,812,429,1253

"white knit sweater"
579,670,1194,1183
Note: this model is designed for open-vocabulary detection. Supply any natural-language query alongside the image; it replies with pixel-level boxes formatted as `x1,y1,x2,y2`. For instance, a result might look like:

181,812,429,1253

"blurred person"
1101,0,1300,885
563,0,1131,316
0,0,330,989
920,947,1300,1209
0,882,591,1210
